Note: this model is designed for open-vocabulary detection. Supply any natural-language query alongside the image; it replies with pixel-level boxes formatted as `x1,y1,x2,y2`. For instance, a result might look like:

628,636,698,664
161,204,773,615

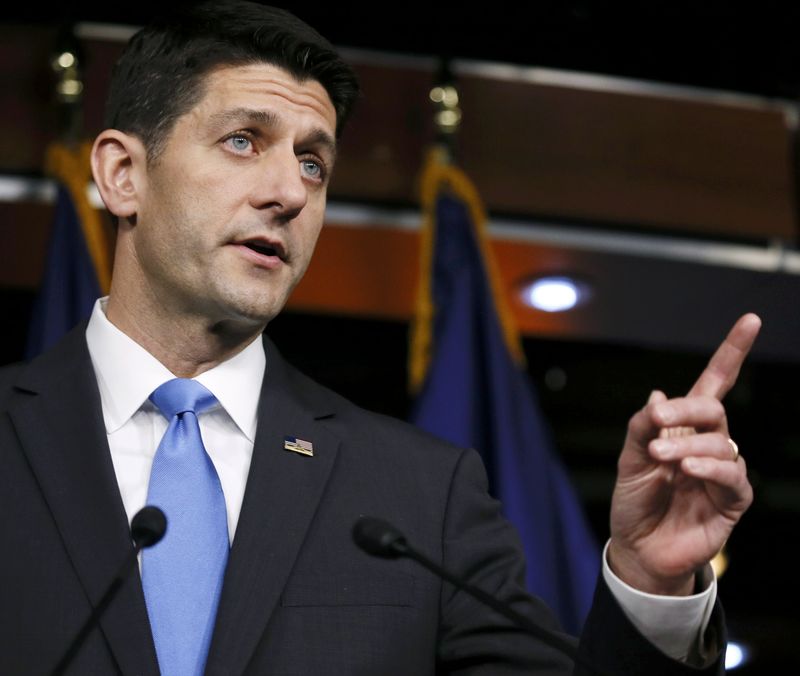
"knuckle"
709,398,726,419
715,433,731,455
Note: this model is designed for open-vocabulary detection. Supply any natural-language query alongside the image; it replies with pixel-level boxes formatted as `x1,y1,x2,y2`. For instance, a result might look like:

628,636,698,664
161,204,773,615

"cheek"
133,220,182,275
196,169,257,230
296,219,325,269
133,191,206,275
194,165,234,194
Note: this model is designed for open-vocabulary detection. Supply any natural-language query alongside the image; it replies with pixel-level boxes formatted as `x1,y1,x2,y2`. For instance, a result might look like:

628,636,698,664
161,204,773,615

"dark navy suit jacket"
0,326,724,675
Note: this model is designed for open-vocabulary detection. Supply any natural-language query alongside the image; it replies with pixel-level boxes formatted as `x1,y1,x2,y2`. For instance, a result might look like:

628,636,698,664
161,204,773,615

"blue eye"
226,135,251,151
301,159,323,180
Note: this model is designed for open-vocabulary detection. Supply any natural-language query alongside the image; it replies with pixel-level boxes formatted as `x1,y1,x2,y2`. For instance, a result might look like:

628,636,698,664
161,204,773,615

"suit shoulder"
0,361,26,408
0,360,25,383
276,351,469,466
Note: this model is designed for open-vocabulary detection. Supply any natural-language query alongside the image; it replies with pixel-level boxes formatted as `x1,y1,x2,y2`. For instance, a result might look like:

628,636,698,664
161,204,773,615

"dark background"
7,1,800,98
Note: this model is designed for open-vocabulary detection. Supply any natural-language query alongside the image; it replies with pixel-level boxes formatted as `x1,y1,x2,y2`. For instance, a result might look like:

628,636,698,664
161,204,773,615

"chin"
224,294,287,325
206,279,294,327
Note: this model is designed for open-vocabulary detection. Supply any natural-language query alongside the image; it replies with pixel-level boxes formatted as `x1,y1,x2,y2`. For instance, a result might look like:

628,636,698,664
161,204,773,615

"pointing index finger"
688,313,761,400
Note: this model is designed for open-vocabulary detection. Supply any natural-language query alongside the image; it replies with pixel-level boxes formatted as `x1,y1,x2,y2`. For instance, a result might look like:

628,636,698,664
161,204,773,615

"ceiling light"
725,642,750,670
521,277,584,312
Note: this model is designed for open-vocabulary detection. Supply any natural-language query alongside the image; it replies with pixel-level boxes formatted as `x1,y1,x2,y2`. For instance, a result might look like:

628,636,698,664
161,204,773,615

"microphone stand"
50,507,166,676
353,516,616,676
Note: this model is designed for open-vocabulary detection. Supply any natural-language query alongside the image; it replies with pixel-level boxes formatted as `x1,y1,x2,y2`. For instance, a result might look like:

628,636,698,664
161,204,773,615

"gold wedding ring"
727,438,740,462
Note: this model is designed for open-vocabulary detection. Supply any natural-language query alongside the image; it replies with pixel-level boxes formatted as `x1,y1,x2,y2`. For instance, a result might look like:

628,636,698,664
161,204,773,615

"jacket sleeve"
434,447,727,675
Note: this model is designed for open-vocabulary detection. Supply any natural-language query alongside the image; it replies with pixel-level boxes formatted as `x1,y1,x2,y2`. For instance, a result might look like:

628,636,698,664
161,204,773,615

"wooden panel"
3,206,800,360
0,26,58,172
335,62,796,240
460,77,796,239
0,201,52,287
289,219,800,361
328,62,434,203
289,225,419,320
0,26,794,242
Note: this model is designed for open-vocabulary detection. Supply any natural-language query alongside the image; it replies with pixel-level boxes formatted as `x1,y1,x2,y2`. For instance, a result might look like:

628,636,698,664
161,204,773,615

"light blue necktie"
142,379,229,676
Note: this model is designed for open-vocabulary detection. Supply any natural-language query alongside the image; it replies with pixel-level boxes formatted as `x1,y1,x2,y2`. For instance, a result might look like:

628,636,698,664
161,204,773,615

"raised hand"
608,313,761,595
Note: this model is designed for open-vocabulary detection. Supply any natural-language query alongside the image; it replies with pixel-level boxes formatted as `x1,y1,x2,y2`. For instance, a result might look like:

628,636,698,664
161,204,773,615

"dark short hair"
104,1,359,161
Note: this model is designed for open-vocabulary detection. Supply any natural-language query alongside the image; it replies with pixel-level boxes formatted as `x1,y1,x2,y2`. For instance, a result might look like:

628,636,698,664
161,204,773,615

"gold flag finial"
430,83,462,136
50,26,85,144
429,59,461,163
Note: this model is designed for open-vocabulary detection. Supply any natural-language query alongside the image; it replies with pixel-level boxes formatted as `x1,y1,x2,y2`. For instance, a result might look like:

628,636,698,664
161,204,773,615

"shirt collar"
85,298,265,441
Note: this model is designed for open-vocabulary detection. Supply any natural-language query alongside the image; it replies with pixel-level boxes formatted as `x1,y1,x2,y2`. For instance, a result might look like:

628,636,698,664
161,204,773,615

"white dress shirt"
86,298,264,543
84,297,714,661
602,543,716,661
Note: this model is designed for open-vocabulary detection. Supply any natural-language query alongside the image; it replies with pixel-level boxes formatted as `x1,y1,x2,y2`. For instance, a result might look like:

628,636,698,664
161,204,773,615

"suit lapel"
9,328,159,676
205,337,341,676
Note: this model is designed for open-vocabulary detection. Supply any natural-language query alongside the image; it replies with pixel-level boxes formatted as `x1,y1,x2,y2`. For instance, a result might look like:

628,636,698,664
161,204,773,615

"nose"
250,146,308,220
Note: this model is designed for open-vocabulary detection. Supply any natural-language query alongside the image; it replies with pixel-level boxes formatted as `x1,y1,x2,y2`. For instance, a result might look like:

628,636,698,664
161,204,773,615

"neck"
105,292,264,379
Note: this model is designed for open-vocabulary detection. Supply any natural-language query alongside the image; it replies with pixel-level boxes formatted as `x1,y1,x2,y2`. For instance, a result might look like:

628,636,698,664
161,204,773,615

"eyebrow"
209,107,277,129
208,107,337,161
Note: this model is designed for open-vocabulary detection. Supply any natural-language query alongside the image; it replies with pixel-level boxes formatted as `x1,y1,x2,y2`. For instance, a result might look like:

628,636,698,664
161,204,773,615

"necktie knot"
150,378,217,419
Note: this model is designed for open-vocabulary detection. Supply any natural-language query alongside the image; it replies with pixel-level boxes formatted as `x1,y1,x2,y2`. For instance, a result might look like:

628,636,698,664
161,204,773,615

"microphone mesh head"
352,517,406,558
131,506,167,548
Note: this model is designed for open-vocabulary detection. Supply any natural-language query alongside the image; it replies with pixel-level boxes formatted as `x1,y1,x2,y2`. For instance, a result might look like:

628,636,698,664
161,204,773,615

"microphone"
131,505,167,548
352,516,408,557
50,506,167,676
353,517,612,676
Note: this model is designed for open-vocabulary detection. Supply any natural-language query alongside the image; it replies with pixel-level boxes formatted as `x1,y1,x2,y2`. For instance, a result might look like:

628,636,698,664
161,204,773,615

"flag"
26,141,112,358
409,149,599,633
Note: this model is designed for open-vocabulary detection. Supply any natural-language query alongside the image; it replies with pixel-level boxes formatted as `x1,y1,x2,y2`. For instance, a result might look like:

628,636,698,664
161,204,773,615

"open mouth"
245,242,277,256
238,239,286,261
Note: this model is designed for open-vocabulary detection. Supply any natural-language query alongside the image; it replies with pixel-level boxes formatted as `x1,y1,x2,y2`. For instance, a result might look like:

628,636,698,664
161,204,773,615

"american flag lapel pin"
284,436,314,457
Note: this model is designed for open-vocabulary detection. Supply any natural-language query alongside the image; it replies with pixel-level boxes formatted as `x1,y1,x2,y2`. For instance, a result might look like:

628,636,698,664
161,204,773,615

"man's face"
124,62,337,329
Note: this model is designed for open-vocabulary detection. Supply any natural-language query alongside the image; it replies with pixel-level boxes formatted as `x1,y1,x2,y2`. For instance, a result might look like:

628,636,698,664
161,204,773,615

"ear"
90,130,147,221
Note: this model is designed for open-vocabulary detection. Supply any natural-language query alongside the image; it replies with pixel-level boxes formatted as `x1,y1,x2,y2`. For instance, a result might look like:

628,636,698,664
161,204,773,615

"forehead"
190,62,337,134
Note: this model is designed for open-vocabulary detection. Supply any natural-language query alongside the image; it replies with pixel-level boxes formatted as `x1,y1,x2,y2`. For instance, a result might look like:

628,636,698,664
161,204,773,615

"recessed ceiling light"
521,277,584,312
725,642,750,670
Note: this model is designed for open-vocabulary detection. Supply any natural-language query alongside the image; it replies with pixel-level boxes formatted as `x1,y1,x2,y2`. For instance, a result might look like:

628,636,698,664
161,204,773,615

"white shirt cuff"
602,540,717,662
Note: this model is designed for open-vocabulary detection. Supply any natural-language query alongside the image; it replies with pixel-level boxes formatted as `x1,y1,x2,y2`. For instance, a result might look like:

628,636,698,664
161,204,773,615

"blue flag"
410,152,599,633
26,142,112,359
26,185,102,358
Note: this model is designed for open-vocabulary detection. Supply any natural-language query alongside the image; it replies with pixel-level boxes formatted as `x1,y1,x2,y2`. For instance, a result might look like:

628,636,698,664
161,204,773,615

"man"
0,2,760,674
